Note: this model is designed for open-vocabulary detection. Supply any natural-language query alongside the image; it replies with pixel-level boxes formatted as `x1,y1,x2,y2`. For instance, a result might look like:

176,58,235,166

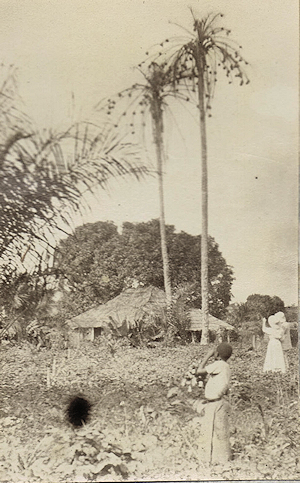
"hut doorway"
94,327,103,339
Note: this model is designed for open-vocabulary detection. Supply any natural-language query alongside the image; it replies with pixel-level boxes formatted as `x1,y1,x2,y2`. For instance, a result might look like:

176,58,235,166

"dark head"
216,342,232,361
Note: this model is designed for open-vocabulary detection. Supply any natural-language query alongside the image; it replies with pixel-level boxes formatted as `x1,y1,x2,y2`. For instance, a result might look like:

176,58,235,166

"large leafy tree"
226,294,285,338
54,221,121,304
55,219,234,319
245,294,284,319
152,11,250,342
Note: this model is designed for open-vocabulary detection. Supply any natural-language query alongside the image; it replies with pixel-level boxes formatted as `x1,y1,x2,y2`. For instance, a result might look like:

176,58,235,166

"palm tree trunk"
151,95,172,307
196,49,209,345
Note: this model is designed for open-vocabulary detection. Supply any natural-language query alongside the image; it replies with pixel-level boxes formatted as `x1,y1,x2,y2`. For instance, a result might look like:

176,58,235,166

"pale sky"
1,0,298,306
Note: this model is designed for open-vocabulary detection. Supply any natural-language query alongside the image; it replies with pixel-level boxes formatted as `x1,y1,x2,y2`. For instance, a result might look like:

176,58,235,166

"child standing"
195,342,233,465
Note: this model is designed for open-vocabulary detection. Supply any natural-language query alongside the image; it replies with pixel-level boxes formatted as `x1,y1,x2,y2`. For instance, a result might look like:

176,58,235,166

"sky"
1,0,298,306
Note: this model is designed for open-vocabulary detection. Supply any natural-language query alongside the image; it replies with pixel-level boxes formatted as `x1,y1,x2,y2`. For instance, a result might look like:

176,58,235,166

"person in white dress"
262,313,286,373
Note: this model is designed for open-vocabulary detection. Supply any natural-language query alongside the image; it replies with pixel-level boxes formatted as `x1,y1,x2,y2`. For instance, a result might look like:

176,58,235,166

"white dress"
263,327,286,373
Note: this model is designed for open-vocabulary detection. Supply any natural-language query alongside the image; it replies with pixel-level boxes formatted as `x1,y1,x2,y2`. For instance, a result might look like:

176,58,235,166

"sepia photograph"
0,0,298,481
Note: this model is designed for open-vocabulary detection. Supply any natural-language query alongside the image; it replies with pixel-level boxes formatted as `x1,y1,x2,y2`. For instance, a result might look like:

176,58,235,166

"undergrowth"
0,340,298,481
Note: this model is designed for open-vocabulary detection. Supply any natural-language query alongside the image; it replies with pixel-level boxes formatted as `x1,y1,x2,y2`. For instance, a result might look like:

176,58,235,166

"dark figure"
66,396,92,427
195,342,233,464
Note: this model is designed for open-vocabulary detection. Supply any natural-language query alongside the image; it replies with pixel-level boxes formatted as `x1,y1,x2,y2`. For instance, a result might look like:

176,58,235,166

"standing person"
277,311,291,370
195,342,233,465
262,314,286,373
277,311,292,351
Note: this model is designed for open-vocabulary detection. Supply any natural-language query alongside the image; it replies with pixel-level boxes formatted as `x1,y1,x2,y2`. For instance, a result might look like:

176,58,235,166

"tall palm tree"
148,63,172,306
158,11,250,343
97,61,188,306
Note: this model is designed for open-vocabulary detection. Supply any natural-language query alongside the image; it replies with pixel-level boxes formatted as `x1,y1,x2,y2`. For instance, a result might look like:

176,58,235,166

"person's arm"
195,347,216,376
262,318,268,334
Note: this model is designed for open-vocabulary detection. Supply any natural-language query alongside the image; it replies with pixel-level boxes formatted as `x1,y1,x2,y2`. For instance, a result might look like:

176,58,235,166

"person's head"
268,313,284,328
216,342,233,361
275,311,286,323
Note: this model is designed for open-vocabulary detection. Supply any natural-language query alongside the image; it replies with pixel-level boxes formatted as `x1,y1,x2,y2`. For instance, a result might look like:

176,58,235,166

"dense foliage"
55,219,234,318
245,294,285,318
226,294,285,336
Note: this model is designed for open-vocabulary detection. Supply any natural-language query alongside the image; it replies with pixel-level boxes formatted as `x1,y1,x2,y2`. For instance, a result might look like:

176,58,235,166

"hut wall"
68,330,80,348
68,327,94,347
81,327,94,342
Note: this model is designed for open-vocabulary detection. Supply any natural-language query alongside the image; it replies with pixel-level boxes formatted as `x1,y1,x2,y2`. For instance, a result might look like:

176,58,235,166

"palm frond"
146,11,250,111
0,118,147,276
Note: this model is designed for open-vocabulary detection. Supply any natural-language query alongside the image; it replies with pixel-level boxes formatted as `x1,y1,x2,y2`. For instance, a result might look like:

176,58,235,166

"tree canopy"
245,294,284,319
54,219,234,318
226,294,285,336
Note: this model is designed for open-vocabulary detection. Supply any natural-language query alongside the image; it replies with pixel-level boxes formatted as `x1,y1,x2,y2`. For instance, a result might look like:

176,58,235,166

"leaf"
93,453,123,474
167,387,179,399
170,398,182,406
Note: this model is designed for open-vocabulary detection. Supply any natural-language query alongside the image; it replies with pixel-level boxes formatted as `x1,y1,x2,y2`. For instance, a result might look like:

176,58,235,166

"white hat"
268,314,281,328
275,311,286,321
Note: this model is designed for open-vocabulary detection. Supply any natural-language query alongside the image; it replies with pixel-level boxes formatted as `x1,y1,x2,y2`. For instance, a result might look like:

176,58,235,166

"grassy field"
0,337,299,481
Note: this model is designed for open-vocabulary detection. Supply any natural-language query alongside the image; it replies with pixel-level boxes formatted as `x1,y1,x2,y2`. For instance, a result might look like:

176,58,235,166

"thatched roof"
188,309,235,332
67,286,166,330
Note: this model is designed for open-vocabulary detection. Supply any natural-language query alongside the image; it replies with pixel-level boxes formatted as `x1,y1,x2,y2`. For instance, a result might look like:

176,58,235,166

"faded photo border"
0,0,298,482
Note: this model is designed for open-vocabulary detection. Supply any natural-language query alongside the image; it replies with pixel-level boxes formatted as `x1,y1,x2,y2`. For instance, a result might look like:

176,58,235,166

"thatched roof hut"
188,309,235,332
67,286,166,344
